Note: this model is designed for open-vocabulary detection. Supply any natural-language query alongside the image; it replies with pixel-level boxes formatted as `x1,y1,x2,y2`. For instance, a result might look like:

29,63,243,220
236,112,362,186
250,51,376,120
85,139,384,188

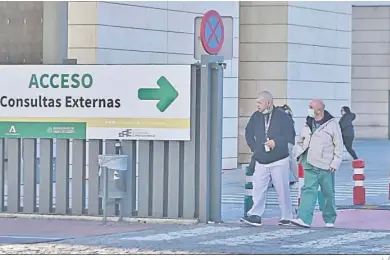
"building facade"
0,1,389,169
351,5,390,139
238,1,352,163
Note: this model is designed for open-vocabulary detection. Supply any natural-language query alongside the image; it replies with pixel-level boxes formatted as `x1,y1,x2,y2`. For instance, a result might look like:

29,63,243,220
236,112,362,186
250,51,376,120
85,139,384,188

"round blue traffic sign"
200,10,225,55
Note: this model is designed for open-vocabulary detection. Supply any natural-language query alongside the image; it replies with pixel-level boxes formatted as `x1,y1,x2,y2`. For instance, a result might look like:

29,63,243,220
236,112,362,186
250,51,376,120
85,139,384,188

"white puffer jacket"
294,115,343,171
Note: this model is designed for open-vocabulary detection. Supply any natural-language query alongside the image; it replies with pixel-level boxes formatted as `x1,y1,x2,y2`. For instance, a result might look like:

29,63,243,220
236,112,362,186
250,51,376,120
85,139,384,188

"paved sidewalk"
259,209,390,230
0,140,389,254
1,219,390,254
1,209,390,254
0,218,159,244
0,244,196,254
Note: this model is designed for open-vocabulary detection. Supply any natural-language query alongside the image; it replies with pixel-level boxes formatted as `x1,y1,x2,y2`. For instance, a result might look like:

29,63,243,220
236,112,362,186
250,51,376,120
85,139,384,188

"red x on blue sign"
200,10,225,55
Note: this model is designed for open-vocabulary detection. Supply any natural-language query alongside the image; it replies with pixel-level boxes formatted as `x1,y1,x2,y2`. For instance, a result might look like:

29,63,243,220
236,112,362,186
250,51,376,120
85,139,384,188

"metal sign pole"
194,9,231,223
209,59,224,223
199,55,224,223
198,57,211,222
102,166,108,224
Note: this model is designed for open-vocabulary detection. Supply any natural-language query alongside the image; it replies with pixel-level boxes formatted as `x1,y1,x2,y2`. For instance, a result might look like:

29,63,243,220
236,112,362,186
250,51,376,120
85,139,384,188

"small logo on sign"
118,129,133,137
8,125,16,133
118,129,155,138
6,125,19,137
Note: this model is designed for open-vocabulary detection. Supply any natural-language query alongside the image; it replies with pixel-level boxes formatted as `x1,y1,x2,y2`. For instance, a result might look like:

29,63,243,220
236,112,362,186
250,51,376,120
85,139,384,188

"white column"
42,1,68,64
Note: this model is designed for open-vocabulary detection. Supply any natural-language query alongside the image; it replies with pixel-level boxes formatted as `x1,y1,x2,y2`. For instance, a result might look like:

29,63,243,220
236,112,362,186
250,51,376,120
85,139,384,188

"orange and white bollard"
298,164,304,206
352,159,365,205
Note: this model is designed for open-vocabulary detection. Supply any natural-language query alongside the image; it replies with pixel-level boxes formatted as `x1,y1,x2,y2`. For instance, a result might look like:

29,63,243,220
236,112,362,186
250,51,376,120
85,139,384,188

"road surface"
222,140,390,221
1,223,390,254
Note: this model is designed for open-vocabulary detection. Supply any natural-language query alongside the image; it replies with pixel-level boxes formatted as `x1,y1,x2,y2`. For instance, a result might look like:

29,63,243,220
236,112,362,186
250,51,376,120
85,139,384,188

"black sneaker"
241,215,262,227
278,219,291,226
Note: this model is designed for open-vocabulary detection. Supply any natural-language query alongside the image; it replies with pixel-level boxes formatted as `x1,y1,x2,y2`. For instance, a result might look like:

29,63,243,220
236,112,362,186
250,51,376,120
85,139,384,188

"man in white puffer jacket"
290,99,343,228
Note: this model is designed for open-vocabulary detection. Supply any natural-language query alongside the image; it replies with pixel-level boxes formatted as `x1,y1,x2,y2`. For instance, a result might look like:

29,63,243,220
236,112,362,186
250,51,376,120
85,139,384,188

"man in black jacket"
241,91,295,227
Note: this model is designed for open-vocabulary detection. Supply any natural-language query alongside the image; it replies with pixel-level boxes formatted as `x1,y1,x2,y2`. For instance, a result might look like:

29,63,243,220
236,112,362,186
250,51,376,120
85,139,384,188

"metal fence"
0,60,225,223
0,139,194,218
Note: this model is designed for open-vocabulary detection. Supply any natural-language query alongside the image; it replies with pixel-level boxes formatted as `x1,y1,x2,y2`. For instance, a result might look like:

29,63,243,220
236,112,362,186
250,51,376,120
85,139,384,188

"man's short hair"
257,91,273,101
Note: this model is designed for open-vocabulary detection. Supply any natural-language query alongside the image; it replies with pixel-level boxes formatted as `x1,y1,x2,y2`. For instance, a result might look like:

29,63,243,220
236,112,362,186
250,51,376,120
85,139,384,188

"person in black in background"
277,104,298,186
339,106,358,160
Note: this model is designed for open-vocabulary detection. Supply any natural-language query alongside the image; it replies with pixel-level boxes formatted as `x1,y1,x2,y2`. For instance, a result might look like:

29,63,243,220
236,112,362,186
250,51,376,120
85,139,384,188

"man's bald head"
256,91,274,113
309,99,325,119
310,99,325,111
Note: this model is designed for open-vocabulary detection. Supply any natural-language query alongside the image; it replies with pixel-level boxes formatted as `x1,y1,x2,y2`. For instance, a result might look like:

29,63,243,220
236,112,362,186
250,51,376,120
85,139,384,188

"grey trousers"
248,161,293,220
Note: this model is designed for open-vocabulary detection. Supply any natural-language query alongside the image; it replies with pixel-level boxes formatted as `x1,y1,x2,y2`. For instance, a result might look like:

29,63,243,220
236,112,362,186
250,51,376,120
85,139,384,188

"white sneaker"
290,218,311,228
325,223,334,228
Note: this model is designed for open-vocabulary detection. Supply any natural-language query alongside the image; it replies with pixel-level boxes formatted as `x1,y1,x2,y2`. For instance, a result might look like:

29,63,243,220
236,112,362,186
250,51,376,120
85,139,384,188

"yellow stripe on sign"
0,117,190,129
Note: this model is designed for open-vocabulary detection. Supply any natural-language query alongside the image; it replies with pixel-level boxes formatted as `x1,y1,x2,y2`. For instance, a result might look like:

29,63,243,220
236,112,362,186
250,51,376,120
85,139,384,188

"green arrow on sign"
138,76,179,112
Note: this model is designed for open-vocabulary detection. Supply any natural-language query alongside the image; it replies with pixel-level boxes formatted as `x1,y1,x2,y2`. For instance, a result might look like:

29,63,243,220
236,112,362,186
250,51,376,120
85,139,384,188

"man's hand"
264,140,276,150
329,167,336,173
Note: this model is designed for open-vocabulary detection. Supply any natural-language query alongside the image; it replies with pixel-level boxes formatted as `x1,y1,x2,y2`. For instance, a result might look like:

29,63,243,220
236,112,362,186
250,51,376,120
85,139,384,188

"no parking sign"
200,10,225,55
194,10,233,60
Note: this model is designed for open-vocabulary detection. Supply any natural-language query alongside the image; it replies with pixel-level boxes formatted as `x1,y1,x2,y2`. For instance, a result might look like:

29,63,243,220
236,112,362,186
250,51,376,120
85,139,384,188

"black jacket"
339,111,356,137
245,107,294,165
279,107,296,145
306,110,334,132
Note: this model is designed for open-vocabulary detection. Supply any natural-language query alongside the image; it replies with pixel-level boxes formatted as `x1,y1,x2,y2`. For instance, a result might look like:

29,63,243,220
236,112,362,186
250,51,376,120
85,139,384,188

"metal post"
115,140,123,220
198,55,224,223
198,58,211,222
115,141,122,155
182,65,199,219
0,140,4,212
103,166,108,224
209,62,224,223
244,166,254,217
42,1,69,215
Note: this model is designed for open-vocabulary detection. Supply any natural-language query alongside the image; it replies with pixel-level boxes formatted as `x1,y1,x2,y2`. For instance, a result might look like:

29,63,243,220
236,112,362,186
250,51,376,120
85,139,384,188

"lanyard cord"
264,112,272,139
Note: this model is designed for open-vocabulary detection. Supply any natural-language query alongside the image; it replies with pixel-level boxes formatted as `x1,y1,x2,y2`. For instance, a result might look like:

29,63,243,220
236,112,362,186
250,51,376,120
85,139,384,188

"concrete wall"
9,1,390,169
238,1,289,164
0,1,43,64
351,6,389,138
68,1,240,169
238,1,352,164
286,2,352,134
68,1,97,64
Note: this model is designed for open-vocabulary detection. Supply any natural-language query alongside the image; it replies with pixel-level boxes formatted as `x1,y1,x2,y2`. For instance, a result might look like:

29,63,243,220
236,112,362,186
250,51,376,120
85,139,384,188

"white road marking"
366,246,390,253
121,226,241,241
199,229,314,246
0,235,63,240
223,179,390,204
282,231,390,249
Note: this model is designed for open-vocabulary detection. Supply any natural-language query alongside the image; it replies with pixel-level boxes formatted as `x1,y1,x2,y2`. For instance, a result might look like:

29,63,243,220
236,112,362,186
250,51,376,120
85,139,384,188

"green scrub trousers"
298,152,337,225
315,173,335,211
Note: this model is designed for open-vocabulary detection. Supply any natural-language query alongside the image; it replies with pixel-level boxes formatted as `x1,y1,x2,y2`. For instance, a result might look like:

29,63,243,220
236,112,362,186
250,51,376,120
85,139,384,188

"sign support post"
195,9,229,223
209,56,224,223
198,55,224,223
